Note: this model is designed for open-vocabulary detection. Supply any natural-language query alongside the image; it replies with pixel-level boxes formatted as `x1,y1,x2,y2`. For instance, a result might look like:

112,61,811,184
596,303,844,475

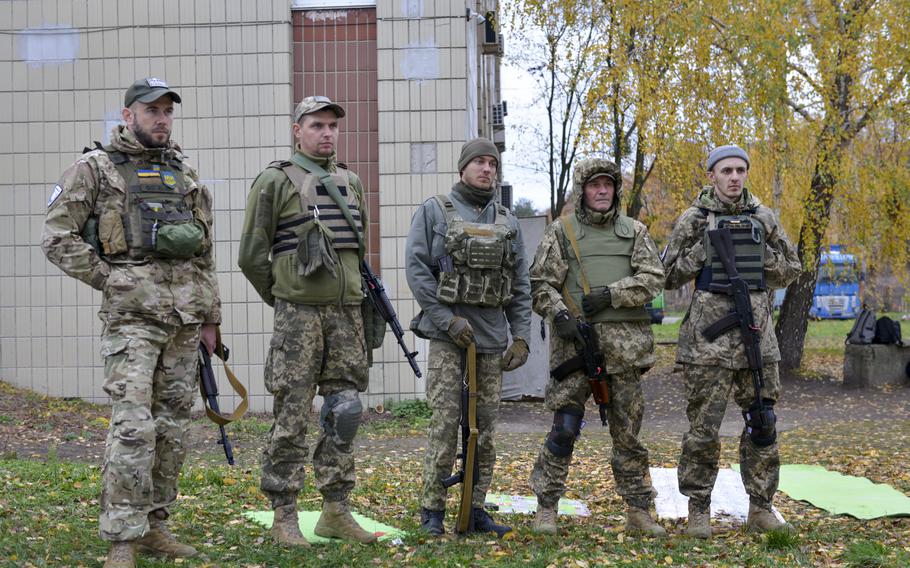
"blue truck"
773,245,862,319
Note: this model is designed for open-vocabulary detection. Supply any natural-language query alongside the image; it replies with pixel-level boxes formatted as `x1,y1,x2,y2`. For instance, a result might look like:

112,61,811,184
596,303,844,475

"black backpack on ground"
846,308,877,345
872,316,903,345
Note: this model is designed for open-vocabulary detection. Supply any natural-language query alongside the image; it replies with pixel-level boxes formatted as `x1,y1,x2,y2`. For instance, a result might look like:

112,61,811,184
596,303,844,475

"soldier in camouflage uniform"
527,158,666,537
662,145,800,538
405,138,532,537
41,78,221,568
238,96,376,546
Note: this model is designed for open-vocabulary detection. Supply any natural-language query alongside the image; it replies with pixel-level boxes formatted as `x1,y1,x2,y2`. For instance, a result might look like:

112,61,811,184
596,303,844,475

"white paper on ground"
650,467,784,523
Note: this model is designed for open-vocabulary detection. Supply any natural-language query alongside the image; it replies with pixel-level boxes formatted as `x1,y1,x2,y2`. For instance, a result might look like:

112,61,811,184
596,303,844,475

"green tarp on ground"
243,510,405,543
738,464,910,519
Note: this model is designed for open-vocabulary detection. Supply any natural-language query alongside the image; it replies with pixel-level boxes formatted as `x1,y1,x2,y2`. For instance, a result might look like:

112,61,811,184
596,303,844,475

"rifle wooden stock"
455,343,479,534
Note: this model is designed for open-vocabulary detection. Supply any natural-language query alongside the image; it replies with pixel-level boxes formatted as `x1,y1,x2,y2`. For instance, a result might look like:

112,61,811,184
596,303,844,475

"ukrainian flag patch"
137,169,160,178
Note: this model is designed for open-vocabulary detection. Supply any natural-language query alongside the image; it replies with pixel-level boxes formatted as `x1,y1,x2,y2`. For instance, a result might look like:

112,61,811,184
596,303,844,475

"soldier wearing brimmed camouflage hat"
527,158,667,537
662,144,800,538
238,96,377,546
405,137,532,537
41,78,221,568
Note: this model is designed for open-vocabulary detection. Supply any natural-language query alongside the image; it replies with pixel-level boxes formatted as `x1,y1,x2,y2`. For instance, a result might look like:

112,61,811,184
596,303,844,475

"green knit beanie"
458,137,500,173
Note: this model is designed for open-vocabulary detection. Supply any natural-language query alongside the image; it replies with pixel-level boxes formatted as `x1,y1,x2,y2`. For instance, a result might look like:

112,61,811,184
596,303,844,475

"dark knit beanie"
458,138,500,173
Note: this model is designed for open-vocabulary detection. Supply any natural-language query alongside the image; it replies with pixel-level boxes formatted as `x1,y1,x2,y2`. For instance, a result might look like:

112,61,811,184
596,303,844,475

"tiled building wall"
0,0,293,412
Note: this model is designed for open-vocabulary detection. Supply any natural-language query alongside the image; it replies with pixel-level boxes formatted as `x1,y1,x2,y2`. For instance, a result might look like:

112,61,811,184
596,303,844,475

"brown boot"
746,502,792,533
686,501,711,539
532,505,557,535
314,500,378,544
271,504,311,547
625,507,667,537
136,510,198,558
103,541,136,568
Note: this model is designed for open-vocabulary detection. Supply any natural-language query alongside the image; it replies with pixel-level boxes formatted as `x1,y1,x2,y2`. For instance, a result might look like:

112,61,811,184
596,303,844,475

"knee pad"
545,407,584,458
320,390,363,446
743,399,777,447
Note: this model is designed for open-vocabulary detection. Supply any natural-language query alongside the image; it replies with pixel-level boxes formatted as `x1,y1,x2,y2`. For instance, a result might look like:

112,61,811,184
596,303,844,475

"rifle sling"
200,329,249,426
559,214,590,318
701,312,741,342
290,152,365,258
550,355,586,381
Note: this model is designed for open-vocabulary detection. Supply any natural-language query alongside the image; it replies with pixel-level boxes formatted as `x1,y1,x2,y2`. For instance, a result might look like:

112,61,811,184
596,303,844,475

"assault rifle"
440,343,481,534
550,320,609,426
198,341,249,465
361,260,422,378
701,228,776,446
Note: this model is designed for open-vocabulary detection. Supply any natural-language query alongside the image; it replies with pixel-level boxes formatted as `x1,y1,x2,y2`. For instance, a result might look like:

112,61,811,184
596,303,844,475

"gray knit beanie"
707,144,750,171
458,138,500,173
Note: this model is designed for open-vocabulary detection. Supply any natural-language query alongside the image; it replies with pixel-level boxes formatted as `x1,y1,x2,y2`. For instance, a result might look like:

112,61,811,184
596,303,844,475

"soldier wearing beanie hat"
404,137,531,537
662,145,800,539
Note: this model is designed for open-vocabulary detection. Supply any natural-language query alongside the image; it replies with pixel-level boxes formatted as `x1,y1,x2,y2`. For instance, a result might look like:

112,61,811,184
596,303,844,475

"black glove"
553,310,578,340
581,287,612,317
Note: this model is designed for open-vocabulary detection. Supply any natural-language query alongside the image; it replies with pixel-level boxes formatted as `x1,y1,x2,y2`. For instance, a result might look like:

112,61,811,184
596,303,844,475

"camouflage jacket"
662,186,800,368
530,175,665,372
41,125,221,325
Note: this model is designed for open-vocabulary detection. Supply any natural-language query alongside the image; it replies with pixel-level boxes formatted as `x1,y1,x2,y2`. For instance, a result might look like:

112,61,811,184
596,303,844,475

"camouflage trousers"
530,368,655,510
678,363,782,507
421,340,502,511
98,315,200,542
260,300,368,506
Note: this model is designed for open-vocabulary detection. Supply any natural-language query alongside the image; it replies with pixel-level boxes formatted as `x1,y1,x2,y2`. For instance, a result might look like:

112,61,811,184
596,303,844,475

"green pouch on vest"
155,222,204,259
361,296,386,351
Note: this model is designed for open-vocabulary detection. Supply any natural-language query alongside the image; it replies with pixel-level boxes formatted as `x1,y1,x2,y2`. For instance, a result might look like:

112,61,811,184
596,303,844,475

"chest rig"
269,161,363,259
434,195,517,308
695,209,766,291
102,146,196,260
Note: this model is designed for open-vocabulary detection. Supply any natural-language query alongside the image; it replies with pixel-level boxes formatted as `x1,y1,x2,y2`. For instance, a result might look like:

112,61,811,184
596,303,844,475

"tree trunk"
775,126,845,373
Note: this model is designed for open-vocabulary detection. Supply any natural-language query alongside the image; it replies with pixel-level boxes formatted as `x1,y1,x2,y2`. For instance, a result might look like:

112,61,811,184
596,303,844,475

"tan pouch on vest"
98,210,128,256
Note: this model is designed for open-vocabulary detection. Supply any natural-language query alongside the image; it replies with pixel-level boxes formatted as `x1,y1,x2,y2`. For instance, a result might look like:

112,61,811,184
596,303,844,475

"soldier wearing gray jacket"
662,144,800,538
406,138,532,536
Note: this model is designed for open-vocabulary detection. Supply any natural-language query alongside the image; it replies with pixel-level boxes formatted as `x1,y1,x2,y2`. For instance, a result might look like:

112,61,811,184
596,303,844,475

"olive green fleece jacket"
238,149,367,306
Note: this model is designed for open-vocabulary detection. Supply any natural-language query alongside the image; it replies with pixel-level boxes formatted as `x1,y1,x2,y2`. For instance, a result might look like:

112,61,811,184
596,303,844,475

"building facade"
0,0,506,411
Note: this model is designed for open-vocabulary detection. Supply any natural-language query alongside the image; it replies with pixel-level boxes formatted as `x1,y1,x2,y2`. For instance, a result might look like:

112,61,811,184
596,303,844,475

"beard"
131,123,170,148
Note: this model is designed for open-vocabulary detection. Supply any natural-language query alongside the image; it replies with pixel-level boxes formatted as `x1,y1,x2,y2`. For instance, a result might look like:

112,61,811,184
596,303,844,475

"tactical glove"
581,287,612,317
447,316,475,348
553,310,578,340
501,338,529,371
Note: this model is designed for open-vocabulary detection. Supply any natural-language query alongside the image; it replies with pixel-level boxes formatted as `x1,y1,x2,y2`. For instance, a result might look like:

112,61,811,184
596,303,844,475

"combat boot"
136,510,198,557
625,507,667,537
470,508,512,538
746,502,792,534
314,500,378,544
419,508,445,536
103,541,136,568
271,504,310,547
686,500,712,539
532,505,557,535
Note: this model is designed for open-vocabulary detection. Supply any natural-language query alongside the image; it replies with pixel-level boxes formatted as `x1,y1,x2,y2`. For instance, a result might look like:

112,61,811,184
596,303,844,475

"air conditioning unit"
482,33,504,56
492,128,505,152
491,102,506,126
500,183,513,210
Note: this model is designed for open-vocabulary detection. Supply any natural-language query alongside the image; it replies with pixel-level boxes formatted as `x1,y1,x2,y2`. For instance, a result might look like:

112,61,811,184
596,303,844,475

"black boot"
471,508,512,538
420,508,445,536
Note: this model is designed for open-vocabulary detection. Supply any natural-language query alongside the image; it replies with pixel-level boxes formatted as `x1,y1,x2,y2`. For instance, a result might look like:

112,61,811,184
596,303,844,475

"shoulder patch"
47,184,63,207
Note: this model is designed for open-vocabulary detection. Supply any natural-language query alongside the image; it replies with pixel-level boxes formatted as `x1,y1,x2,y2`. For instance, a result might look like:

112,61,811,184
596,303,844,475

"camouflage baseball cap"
294,96,346,122
124,77,181,108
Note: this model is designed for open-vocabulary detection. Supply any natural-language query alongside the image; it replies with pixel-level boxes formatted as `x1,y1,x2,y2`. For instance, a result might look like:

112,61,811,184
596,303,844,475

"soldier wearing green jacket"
238,96,376,546
662,145,801,538
527,158,666,537
42,78,221,568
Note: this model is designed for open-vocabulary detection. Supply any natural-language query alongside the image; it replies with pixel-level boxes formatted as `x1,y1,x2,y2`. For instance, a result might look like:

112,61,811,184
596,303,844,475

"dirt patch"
2,361,908,464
